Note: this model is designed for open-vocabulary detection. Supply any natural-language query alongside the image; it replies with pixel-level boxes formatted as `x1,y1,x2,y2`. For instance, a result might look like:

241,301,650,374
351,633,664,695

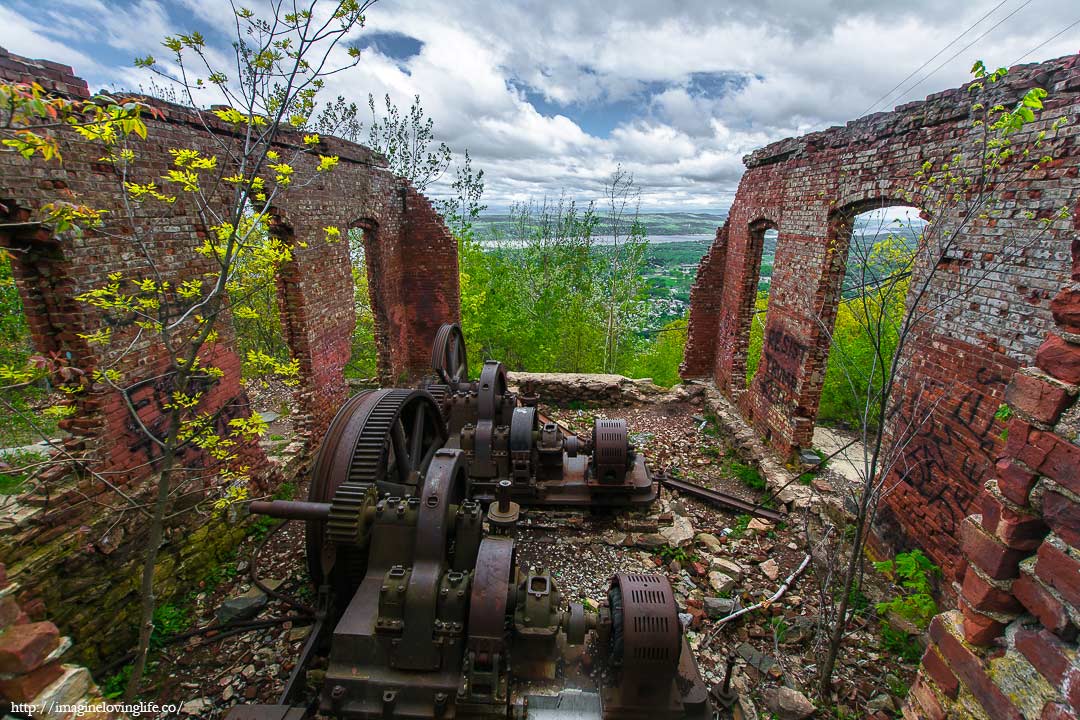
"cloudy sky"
1,0,1077,211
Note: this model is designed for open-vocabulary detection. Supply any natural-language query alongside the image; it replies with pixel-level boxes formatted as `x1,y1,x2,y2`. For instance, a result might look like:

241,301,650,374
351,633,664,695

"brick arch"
734,218,778,394
684,53,1079,573
799,198,928,418
348,216,393,382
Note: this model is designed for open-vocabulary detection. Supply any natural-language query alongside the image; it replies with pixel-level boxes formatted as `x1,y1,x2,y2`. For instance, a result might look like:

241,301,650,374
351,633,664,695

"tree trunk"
818,502,868,695
124,446,176,698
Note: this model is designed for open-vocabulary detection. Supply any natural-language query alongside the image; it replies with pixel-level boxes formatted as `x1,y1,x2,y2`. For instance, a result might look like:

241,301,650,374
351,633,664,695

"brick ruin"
684,53,1080,719
0,47,459,664
0,42,1078,720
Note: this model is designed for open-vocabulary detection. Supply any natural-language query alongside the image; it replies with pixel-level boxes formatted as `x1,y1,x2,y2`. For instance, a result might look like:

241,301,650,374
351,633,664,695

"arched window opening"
346,226,378,383
745,226,778,387
0,230,81,495
232,203,291,380
816,204,922,436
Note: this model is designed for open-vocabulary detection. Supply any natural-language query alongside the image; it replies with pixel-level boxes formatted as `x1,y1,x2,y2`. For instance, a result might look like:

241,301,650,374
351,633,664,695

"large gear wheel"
306,388,447,604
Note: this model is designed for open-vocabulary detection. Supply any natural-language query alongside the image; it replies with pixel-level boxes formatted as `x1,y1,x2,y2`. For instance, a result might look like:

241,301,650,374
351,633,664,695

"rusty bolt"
496,479,512,513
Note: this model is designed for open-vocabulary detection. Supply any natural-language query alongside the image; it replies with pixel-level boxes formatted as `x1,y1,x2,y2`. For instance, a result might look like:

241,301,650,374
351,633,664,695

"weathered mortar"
680,50,1080,720
682,52,1080,579
0,47,460,665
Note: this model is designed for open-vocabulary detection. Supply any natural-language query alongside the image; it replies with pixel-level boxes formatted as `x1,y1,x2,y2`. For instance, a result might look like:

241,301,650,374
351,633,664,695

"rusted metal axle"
249,500,331,521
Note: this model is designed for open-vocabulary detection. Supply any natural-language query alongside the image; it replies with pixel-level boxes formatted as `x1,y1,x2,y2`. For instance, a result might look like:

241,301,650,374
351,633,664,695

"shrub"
873,549,939,629
728,514,752,538
150,604,189,649
0,449,47,494
724,453,766,491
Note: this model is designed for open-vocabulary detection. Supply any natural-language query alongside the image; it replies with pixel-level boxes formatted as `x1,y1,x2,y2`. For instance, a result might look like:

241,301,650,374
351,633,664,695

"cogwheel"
326,481,377,546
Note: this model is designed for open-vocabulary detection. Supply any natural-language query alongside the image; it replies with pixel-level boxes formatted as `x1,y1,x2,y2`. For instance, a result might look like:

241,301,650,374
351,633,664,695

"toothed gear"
326,481,377,546
305,387,446,604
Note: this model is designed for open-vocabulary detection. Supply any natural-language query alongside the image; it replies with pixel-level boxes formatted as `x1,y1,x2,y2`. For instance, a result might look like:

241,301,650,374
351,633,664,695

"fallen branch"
704,553,812,649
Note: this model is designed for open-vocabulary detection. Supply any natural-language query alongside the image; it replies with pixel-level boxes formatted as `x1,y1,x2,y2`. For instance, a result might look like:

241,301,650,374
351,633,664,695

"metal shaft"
249,499,332,521
496,480,512,513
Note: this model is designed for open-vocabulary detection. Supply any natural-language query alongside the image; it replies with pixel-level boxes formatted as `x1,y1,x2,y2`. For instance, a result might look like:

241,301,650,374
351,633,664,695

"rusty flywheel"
431,322,468,386
306,388,447,601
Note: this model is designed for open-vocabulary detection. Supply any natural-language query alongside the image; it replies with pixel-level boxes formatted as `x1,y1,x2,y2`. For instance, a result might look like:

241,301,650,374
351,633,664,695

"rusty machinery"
223,324,711,719
233,441,709,720
423,323,657,508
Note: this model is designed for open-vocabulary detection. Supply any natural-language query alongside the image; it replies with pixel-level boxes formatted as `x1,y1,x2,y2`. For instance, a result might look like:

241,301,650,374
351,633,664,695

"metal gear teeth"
327,481,375,545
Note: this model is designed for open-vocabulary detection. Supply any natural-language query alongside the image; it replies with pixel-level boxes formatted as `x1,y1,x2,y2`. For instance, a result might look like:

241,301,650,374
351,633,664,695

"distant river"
476,233,715,249
595,233,714,245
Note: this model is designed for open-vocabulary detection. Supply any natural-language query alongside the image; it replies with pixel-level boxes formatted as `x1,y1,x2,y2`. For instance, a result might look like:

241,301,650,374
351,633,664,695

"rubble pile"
140,393,917,718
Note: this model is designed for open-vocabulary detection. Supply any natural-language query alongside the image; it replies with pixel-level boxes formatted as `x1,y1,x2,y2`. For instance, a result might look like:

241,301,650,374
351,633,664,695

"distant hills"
472,211,727,239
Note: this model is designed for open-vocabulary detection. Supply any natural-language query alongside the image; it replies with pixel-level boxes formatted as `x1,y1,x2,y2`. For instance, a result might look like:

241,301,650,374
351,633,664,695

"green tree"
366,92,450,191
601,166,648,373
75,1,373,695
813,62,1070,696
437,149,486,236
628,317,687,387
460,197,605,372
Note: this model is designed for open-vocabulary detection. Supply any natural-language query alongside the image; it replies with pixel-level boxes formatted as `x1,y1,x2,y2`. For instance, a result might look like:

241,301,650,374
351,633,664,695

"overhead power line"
1012,17,1080,65
873,0,1035,114
859,0,1012,118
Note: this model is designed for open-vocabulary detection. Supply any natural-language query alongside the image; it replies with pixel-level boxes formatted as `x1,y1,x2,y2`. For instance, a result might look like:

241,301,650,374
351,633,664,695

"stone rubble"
135,394,921,717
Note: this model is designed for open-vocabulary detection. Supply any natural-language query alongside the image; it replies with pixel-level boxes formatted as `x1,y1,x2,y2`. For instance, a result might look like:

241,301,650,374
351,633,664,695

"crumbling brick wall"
0,48,459,663
0,562,125,716
902,229,1079,720
683,53,1079,579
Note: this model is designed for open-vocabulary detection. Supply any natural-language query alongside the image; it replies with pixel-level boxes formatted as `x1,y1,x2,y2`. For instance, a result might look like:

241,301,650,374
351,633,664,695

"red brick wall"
0,47,459,661
683,53,1079,574
902,226,1080,720
0,45,459,446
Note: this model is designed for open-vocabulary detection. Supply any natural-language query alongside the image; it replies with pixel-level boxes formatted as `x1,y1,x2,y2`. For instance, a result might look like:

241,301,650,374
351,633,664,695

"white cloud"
2,0,1076,210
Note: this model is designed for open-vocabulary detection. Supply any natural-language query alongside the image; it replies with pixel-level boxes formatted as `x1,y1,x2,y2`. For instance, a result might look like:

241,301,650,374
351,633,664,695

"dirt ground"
136,397,918,719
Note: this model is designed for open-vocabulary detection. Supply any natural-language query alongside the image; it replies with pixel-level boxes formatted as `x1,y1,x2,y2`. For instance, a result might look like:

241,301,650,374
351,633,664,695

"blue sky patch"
352,31,424,62
511,77,674,137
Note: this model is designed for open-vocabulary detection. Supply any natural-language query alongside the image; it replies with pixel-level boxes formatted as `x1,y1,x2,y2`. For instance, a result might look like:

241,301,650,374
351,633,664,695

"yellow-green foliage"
746,291,768,386
626,317,687,387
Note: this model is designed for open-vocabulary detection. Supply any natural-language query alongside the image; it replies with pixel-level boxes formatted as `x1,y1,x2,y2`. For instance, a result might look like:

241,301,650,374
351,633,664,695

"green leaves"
1022,87,1047,110
874,550,940,629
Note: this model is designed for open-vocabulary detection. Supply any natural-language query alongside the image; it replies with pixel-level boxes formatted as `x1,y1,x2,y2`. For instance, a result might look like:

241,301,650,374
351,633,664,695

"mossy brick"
927,613,1024,720
920,646,960,699
1014,628,1074,687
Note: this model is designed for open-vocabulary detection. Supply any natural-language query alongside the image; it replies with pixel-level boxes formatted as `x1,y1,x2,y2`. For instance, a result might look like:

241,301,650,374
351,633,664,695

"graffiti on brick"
123,374,246,468
892,366,1004,534
758,327,808,405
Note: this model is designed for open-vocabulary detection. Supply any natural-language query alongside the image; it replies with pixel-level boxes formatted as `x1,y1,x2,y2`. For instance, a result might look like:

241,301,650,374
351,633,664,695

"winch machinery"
225,325,712,720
